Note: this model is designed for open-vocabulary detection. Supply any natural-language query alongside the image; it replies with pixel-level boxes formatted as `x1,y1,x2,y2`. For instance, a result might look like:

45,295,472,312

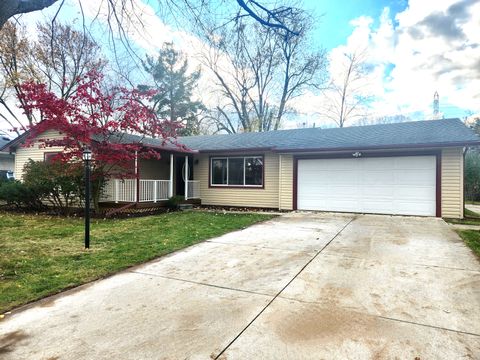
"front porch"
100,152,200,204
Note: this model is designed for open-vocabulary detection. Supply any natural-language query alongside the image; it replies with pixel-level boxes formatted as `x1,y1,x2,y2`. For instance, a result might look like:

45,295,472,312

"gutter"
194,146,274,154
140,142,198,154
189,141,480,154
273,141,480,153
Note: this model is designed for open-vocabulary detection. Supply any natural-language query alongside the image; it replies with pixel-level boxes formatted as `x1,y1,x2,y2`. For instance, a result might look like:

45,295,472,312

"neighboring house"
2,118,479,219
0,135,14,177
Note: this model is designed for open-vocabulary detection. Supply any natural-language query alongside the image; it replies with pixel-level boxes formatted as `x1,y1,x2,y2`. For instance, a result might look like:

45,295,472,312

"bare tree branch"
0,0,59,29
201,10,325,133
319,50,371,127
236,0,300,35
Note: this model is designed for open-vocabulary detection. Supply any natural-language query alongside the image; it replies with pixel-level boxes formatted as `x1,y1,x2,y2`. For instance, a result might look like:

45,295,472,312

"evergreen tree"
142,42,204,136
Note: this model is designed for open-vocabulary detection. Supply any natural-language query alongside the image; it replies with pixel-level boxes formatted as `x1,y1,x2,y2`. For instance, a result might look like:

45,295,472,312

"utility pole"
433,91,439,119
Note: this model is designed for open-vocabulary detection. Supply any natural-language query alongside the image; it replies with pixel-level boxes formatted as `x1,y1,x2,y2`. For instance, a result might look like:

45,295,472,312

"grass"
0,210,274,313
445,208,480,226
464,208,480,218
450,207,480,258
456,230,480,258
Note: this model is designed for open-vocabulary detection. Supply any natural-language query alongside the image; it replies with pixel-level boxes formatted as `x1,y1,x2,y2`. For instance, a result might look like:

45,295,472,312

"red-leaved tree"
18,70,182,210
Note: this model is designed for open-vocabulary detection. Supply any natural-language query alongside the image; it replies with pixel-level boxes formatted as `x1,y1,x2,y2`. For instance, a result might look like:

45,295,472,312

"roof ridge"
179,118,462,140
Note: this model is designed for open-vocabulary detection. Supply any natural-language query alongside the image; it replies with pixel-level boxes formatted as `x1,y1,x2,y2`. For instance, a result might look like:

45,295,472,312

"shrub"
22,160,84,215
165,195,184,209
0,180,44,209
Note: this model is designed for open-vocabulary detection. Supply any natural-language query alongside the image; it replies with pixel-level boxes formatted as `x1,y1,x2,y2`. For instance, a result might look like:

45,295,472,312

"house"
2,118,479,218
0,135,14,177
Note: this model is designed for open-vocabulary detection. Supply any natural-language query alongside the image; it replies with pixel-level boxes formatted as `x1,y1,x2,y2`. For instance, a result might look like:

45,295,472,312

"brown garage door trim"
292,150,442,217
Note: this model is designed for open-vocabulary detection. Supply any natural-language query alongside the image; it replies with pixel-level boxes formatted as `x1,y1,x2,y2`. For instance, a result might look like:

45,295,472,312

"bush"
0,180,44,209
165,195,184,209
465,151,480,202
22,160,84,215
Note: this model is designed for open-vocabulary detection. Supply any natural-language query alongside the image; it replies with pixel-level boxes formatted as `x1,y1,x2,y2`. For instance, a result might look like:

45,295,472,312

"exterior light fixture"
82,149,92,162
82,148,93,249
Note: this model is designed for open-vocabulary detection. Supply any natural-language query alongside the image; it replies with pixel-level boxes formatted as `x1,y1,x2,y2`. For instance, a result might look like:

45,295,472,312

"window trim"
44,151,61,163
209,155,265,189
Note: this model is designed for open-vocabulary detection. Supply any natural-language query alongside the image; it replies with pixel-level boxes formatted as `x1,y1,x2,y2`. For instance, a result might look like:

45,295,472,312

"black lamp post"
82,148,92,249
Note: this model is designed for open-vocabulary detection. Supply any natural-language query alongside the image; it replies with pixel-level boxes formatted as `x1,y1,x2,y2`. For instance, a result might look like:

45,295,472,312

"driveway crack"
129,270,273,298
213,216,357,359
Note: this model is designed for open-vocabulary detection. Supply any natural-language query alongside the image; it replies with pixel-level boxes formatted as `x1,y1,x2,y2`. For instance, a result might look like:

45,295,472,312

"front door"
175,156,193,196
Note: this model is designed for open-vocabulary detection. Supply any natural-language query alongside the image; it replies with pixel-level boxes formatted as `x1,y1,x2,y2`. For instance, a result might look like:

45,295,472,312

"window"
210,156,263,187
44,152,61,163
212,158,227,185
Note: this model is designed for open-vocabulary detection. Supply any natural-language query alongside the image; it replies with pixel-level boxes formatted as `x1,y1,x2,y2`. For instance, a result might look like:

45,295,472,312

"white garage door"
297,156,437,216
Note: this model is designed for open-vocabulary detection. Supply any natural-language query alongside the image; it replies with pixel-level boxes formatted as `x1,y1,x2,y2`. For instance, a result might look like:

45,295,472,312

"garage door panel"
394,201,435,216
301,171,359,184
326,186,360,196
298,199,361,212
304,159,357,170
361,157,392,168
394,156,436,169
297,156,436,216
394,170,435,185
361,200,395,213
360,171,394,185
394,186,435,200
320,200,360,212
300,188,359,200
361,186,394,198
298,185,359,196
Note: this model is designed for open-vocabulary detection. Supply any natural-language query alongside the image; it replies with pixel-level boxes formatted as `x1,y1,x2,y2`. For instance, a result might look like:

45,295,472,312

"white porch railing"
100,179,137,203
100,179,172,203
187,180,200,199
139,180,170,202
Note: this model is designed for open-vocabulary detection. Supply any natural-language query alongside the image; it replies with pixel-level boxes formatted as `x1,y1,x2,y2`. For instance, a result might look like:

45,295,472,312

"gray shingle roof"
0,135,12,150
3,118,478,154
95,132,192,153
179,118,479,152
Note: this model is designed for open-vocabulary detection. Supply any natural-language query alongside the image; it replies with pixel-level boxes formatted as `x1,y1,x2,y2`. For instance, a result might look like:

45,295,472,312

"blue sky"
310,0,468,120
304,0,408,50
297,0,480,124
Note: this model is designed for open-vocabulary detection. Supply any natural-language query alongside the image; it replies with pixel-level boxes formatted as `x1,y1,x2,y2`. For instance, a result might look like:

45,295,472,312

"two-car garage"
296,155,438,217
183,118,474,219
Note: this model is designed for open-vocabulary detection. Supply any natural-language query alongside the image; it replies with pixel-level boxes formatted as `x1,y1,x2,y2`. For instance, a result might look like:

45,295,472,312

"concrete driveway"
1,213,479,359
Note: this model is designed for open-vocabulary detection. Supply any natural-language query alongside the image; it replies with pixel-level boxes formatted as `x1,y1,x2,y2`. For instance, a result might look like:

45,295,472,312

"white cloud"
3,0,479,133
294,0,480,127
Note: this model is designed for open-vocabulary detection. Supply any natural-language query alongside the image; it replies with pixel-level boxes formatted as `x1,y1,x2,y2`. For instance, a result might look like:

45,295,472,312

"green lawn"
456,230,480,258
0,210,274,313
464,208,480,218
445,208,480,226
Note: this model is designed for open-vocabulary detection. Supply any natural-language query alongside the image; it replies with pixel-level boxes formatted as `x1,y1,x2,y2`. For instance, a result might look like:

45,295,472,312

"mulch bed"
196,205,286,213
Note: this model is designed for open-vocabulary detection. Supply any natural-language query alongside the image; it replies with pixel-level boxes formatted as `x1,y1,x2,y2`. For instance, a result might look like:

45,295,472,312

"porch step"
178,203,193,211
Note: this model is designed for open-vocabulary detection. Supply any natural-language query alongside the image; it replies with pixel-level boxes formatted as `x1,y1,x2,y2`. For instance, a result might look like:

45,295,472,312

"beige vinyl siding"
278,154,294,210
138,152,171,180
441,147,464,219
193,152,280,208
14,130,65,180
